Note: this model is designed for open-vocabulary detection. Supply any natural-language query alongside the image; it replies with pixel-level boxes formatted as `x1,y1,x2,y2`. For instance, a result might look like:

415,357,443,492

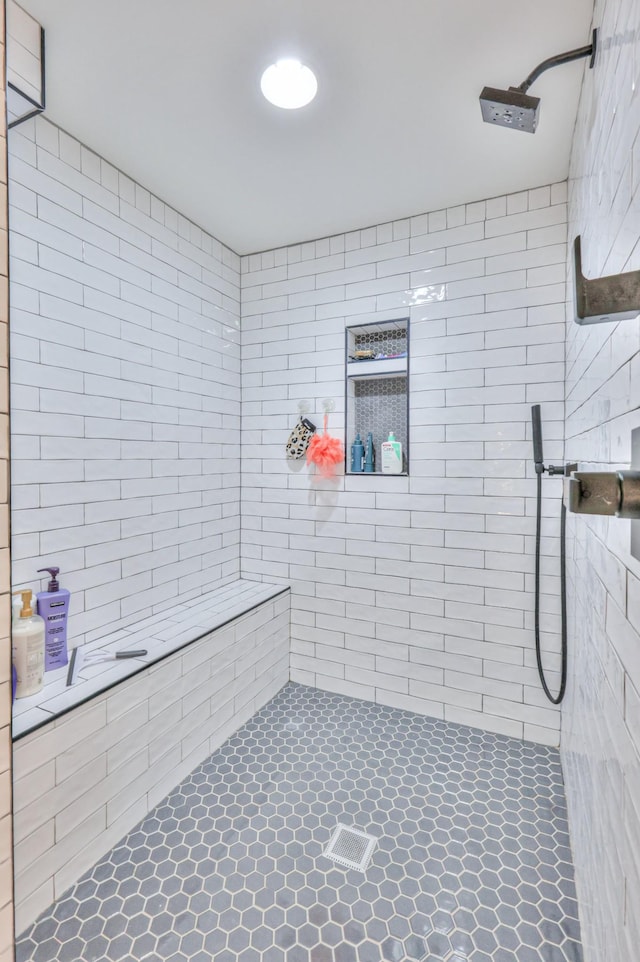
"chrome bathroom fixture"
531,405,576,705
564,469,640,518
574,235,640,324
480,29,597,132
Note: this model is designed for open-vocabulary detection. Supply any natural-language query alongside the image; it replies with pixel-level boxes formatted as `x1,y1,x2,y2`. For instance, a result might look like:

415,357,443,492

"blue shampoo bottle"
350,433,364,472
364,432,375,473
37,566,71,670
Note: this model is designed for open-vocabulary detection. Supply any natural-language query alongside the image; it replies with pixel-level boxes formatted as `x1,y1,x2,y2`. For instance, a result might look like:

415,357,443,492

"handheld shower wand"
532,404,544,473
532,405,567,478
530,405,574,705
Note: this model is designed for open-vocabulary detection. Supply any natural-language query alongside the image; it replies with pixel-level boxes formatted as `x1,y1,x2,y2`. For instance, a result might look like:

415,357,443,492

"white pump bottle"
12,589,45,698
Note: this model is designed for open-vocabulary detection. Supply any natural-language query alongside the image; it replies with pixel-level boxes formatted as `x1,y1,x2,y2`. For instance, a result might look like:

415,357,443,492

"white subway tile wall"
564,1,640,960
6,0,43,122
240,184,568,745
9,116,242,644
0,6,12,959
12,591,290,934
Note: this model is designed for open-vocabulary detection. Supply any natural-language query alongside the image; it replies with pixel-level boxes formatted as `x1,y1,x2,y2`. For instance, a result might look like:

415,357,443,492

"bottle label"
381,443,403,473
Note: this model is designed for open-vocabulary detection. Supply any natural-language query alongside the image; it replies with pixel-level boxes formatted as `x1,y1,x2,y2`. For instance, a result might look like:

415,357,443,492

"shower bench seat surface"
12,578,289,740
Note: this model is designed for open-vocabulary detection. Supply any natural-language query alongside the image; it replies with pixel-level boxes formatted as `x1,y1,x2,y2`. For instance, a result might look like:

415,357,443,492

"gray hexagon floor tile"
15,682,583,961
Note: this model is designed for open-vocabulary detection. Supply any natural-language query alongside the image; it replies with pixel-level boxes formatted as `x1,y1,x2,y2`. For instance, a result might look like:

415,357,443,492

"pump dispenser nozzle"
38,567,60,591
12,589,34,618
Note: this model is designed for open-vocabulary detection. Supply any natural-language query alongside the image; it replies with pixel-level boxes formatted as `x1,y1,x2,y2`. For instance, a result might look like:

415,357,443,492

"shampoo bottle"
37,567,71,671
381,432,403,474
364,432,375,473
350,433,364,472
12,589,45,698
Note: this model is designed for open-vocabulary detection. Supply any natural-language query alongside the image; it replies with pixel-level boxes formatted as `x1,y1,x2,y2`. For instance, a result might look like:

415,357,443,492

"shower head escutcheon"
480,28,598,133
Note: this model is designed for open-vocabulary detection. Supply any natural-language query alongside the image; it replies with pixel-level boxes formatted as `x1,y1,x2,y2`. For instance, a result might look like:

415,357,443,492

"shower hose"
534,469,568,704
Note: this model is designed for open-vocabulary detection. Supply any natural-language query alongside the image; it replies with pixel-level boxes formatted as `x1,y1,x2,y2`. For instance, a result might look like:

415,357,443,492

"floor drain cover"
323,823,377,872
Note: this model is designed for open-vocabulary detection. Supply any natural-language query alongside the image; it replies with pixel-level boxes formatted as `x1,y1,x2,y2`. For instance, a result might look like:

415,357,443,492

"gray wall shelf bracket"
574,235,640,324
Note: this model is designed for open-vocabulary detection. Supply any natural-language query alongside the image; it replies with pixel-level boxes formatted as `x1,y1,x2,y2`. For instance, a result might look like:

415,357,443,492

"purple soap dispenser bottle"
37,566,71,671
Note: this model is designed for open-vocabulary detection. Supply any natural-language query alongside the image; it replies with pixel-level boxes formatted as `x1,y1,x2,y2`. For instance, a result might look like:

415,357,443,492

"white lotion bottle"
381,432,403,474
12,589,45,698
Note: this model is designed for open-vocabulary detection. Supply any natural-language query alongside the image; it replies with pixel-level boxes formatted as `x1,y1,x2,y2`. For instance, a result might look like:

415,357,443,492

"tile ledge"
11,578,290,741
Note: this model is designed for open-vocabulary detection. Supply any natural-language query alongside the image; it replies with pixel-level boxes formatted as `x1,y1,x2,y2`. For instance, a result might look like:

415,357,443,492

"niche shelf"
345,318,409,476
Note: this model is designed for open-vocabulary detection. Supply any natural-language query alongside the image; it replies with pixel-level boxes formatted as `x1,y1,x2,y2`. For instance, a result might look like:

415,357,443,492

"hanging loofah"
306,413,344,478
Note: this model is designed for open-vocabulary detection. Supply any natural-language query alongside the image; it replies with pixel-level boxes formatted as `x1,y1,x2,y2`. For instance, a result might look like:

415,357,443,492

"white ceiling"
20,0,594,255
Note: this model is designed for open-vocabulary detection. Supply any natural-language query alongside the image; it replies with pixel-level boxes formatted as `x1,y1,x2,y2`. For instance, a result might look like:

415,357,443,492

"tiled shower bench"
11,579,290,935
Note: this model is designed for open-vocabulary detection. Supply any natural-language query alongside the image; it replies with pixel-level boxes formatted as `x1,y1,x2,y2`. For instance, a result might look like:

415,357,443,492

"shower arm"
514,29,598,93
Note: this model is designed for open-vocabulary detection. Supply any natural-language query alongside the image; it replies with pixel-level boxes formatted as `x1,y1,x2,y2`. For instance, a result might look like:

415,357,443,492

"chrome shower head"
480,30,597,134
479,86,540,133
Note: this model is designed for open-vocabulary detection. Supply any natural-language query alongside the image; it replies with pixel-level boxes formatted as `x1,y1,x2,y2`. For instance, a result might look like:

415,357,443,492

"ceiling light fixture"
260,59,317,109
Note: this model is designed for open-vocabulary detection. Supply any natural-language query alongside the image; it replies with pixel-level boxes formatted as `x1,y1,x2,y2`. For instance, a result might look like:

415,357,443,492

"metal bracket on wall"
574,235,640,325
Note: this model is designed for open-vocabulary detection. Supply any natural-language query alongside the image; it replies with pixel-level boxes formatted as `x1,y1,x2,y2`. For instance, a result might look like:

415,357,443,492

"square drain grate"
323,823,377,872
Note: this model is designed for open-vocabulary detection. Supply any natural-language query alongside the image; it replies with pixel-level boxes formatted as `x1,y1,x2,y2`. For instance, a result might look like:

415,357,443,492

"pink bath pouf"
306,416,344,478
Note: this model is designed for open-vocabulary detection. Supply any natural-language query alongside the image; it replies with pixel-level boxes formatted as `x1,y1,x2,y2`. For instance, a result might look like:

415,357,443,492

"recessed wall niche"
345,318,409,476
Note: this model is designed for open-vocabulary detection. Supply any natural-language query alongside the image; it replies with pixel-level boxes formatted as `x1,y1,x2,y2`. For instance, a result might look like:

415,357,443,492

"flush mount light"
260,59,317,109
